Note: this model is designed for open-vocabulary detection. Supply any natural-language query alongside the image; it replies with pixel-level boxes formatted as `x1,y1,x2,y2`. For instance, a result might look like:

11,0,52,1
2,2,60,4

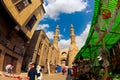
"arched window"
61,52,67,56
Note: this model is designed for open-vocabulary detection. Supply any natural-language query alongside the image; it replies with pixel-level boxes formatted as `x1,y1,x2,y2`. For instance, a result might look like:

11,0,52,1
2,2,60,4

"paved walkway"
0,72,69,80
42,72,67,80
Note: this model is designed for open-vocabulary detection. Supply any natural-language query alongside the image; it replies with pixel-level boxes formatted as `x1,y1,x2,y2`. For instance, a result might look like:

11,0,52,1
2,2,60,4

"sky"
36,0,94,50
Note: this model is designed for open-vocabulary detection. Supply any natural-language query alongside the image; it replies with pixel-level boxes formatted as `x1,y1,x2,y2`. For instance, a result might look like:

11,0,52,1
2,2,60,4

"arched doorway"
61,59,67,67
61,52,68,67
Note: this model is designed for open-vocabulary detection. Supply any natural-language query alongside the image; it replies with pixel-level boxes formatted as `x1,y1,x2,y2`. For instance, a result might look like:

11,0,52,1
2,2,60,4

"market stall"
75,0,120,80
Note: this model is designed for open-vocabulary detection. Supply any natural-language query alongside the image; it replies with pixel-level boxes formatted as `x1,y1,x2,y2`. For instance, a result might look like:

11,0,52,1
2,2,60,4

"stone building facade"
60,50,69,67
25,24,78,74
55,24,79,67
23,30,59,71
0,0,45,74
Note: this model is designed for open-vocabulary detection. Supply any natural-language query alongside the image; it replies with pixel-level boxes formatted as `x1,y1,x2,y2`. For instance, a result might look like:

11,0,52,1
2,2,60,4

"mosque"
53,24,79,67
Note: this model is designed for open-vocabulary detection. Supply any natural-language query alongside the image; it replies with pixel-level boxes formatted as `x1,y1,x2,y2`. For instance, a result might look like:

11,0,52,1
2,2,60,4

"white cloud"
59,34,63,39
36,24,63,40
36,23,91,50
44,0,88,20
63,28,66,32
86,10,92,13
76,22,91,49
36,24,53,39
58,39,70,50
46,32,63,40
58,22,91,50
46,31,54,39
36,24,49,31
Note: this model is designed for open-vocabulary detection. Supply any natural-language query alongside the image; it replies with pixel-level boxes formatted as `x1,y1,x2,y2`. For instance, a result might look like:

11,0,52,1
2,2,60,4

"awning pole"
101,39,108,80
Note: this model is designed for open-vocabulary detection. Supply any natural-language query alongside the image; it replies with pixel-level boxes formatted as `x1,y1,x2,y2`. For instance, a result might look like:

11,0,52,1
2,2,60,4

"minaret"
68,24,78,67
53,25,61,65
53,25,59,49
70,24,76,45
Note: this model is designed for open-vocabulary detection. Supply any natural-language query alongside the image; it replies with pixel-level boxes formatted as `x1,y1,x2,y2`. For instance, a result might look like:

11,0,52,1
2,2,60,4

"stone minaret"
68,24,78,67
53,25,59,49
53,25,61,64
70,24,76,45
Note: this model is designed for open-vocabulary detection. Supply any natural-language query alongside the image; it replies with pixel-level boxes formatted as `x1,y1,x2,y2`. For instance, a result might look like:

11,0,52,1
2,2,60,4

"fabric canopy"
75,0,120,59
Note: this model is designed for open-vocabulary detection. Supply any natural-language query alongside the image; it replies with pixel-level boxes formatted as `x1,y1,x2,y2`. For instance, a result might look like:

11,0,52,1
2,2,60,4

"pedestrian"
37,69,43,80
62,67,66,75
56,65,61,73
36,65,43,80
5,64,14,76
28,63,40,80
66,68,73,80
72,64,78,78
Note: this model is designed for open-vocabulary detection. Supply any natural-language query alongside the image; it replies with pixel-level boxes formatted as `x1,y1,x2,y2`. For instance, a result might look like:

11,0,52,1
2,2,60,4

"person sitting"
5,64,14,76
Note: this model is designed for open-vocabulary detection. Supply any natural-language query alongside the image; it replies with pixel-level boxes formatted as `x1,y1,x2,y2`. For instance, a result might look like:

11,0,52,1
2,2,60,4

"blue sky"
36,0,94,50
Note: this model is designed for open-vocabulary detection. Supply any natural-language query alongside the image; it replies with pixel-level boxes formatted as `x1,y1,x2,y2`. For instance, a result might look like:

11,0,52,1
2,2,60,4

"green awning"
75,0,120,59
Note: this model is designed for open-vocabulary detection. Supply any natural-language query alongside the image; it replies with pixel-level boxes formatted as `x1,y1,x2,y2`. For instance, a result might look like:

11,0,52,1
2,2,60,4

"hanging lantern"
102,9,111,19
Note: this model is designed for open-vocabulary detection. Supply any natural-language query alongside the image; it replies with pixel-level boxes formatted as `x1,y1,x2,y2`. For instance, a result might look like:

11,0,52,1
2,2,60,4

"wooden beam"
96,31,107,45
101,30,120,34
96,29,120,46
